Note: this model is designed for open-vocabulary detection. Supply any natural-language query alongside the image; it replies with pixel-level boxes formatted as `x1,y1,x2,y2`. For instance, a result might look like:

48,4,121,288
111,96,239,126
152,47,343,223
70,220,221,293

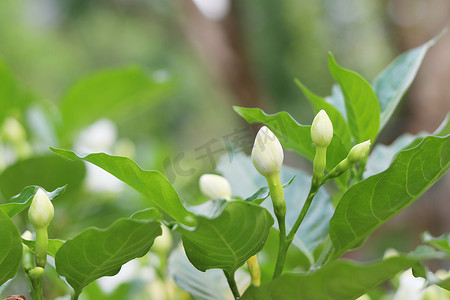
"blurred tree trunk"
178,0,264,109
387,0,450,235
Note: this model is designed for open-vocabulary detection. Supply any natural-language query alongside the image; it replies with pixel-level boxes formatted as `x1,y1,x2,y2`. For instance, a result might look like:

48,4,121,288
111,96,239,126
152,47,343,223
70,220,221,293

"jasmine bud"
199,174,231,200
28,189,54,229
348,140,371,163
311,110,333,148
251,126,284,177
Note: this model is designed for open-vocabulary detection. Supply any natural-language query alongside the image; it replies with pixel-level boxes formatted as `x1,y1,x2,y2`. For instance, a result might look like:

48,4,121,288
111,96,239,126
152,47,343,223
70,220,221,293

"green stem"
312,147,326,186
28,267,44,300
322,158,350,184
272,214,288,279
35,227,48,268
355,157,367,182
287,183,319,242
266,173,288,279
266,173,286,218
224,271,240,299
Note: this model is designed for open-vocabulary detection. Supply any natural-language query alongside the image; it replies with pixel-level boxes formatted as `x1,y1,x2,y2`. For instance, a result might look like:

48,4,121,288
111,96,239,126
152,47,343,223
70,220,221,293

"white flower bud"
21,230,33,240
199,174,231,200
348,140,371,163
2,117,27,143
311,110,333,148
28,189,54,229
251,126,284,176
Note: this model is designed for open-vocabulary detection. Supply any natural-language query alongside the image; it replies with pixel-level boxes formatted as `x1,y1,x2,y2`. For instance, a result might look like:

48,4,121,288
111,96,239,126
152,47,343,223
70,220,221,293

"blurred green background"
0,0,449,298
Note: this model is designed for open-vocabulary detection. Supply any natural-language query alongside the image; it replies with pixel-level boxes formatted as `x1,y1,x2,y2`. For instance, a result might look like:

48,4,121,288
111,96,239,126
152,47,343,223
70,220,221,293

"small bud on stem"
251,126,284,177
28,189,54,229
311,110,333,148
199,174,232,200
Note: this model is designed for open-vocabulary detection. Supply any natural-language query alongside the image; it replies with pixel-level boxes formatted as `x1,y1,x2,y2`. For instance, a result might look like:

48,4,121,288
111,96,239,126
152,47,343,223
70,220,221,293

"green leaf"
365,114,450,178
233,107,349,187
422,231,450,253
364,133,423,178
55,214,162,298
244,176,294,205
0,185,66,218
330,135,450,258
328,53,380,143
50,148,195,226
241,246,445,300
373,32,443,130
59,66,172,141
177,201,273,274
22,239,64,257
295,79,351,146
325,84,347,120
0,155,84,200
217,154,333,265
0,209,22,287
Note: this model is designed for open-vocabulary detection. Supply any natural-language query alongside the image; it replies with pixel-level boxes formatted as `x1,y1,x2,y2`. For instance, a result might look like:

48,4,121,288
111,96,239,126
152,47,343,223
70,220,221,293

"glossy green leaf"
0,185,66,218
364,133,423,178
325,84,347,120
422,232,450,253
365,114,450,178
59,66,172,140
217,154,333,265
50,148,195,225
295,79,351,146
373,32,443,130
241,246,445,300
330,135,450,258
0,155,84,200
233,106,349,187
328,53,380,143
177,201,273,274
0,209,22,287
22,239,64,257
55,213,162,298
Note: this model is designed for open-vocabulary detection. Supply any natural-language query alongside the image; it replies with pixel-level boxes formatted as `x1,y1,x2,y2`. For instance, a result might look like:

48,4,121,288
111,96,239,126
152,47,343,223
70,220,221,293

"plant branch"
272,214,288,279
287,183,320,242
224,271,241,299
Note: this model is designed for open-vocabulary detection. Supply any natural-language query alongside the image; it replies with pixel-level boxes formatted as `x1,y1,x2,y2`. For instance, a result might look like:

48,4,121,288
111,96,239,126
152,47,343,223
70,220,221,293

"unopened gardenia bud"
348,140,371,163
311,110,333,148
21,230,33,240
199,174,231,200
28,189,54,229
251,126,284,176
